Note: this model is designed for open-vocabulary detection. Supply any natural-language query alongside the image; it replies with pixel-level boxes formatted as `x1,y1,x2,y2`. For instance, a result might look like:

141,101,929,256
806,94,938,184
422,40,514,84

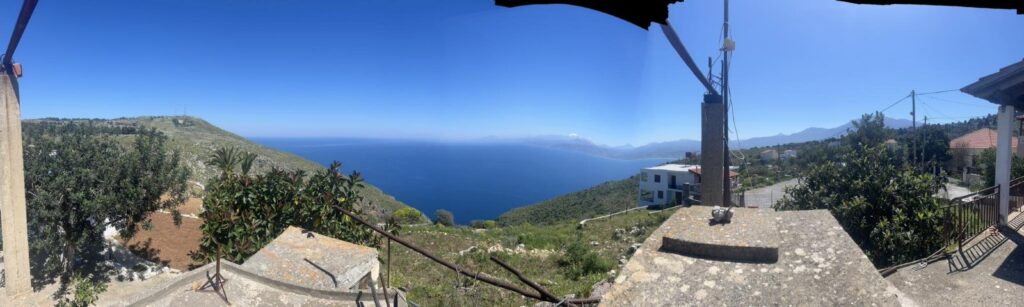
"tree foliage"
898,124,952,174
976,148,1024,188
22,122,188,282
434,209,455,227
193,147,376,264
774,114,948,267
844,112,889,148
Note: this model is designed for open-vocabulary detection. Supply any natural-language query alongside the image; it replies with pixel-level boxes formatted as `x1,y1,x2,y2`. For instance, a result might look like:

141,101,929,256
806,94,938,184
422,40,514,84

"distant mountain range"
507,117,914,160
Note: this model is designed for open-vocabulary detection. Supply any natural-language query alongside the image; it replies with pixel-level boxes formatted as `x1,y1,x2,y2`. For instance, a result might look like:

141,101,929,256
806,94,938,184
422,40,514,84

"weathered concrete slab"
886,213,1024,307
600,209,905,306
121,259,403,307
661,207,779,263
242,226,379,291
119,227,401,306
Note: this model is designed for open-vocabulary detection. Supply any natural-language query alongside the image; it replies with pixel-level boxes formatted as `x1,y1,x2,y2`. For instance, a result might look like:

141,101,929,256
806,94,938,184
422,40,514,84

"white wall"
638,169,698,207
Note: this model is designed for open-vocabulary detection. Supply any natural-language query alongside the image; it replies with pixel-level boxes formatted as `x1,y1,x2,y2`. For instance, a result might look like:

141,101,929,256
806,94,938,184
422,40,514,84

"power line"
918,100,952,120
880,94,912,113
920,95,992,108
914,89,959,96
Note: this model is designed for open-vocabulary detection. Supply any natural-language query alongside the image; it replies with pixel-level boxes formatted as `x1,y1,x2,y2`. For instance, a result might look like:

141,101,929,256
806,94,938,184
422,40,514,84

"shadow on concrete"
948,212,1024,273
992,226,1024,286
303,258,337,288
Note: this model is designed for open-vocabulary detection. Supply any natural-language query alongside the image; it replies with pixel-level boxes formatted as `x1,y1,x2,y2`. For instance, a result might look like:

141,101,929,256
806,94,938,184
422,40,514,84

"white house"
781,149,797,159
638,164,739,207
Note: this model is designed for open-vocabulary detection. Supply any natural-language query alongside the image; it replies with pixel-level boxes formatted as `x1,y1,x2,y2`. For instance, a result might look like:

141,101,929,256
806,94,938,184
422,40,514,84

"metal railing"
1009,178,1024,214
945,185,1000,251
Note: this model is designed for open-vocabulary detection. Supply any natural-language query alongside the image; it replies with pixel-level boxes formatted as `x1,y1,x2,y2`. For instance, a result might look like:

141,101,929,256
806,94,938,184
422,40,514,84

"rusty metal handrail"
333,205,600,306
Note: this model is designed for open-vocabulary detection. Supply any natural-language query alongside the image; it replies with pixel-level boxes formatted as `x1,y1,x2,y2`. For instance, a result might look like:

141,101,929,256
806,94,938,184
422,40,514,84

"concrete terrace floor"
887,211,1024,307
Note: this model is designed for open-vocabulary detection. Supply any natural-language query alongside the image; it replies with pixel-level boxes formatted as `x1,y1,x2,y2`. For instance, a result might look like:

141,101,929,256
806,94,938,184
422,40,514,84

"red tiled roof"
950,128,1019,150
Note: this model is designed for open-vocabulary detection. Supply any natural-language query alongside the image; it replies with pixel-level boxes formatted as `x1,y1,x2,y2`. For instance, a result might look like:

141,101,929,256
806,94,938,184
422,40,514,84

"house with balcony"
638,164,738,207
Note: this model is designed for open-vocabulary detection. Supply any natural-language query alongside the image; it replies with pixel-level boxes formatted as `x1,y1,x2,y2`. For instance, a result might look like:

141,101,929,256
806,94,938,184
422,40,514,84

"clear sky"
2,0,1022,146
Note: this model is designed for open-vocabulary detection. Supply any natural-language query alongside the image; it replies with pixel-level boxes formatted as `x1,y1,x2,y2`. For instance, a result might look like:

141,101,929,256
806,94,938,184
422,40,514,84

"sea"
253,138,669,223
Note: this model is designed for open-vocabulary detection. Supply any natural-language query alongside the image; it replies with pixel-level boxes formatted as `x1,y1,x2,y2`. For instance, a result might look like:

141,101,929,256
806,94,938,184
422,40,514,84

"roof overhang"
962,58,1024,108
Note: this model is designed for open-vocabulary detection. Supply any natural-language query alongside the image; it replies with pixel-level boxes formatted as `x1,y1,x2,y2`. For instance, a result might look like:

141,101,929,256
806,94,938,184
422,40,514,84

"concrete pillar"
0,73,31,298
996,105,1014,225
701,94,725,207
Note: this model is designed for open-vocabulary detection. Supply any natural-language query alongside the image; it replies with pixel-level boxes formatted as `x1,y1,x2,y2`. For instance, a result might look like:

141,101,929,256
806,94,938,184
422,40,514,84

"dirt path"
122,212,204,270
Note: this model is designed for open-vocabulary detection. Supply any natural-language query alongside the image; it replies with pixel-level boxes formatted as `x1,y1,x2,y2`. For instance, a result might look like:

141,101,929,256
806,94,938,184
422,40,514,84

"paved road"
937,183,972,200
742,178,799,209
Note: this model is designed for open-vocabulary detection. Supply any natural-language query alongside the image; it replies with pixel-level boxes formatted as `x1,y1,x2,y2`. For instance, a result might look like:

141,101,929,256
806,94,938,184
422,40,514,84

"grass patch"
383,209,673,306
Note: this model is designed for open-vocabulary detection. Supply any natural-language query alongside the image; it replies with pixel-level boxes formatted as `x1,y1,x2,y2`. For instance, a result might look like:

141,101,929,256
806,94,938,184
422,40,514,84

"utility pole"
911,89,917,164
721,0,733,207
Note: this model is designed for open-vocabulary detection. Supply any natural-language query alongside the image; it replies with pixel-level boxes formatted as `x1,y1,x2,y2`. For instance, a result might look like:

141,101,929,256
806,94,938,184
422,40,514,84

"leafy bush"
469,220,497,229
774,114,948,267
193,147,376,264
976,148,1024,188
56,274,107,307
434,209,455,227
557,239,612,280
391,207,424,224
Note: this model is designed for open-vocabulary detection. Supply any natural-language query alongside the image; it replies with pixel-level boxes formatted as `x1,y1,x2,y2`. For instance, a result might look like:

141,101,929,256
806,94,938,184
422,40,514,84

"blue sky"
2,0,1021,146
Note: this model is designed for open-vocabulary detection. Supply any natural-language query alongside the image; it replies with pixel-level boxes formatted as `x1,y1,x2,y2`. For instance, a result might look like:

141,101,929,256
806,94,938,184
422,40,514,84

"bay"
254,138,668,223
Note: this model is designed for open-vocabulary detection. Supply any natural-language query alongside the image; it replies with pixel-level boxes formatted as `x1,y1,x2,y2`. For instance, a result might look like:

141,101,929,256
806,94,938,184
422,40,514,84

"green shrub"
392,207,424,224
557,239,612,280
435,209,455,227
57,274,107,307
195,148,376,264
469,220,498,229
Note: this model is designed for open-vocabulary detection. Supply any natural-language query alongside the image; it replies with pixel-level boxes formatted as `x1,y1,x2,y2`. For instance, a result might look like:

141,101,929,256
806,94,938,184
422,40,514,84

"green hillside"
498,176,638,226
26,116,424,222
389,208,673,306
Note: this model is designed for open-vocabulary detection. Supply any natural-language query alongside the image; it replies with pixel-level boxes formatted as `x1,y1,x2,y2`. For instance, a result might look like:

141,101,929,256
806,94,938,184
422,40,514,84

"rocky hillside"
27,116,423,222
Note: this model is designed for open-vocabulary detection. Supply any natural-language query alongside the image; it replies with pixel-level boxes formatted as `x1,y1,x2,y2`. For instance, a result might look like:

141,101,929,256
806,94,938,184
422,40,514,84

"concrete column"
996,105,1014,225
701,94,725,207
0,74,31,298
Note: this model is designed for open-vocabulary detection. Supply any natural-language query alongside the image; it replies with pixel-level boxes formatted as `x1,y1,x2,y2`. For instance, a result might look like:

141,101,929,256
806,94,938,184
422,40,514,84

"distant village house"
949,128,1020,170
638,164,738,207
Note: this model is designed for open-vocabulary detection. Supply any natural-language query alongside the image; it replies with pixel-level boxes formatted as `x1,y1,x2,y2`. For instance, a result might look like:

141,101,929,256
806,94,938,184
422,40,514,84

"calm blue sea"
253,138,668,223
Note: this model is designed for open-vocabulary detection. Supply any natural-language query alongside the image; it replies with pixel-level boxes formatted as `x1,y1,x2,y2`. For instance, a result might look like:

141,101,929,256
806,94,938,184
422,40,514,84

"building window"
640,189,653,202
654,174,661,183
657,191,664,199
641,172,648,182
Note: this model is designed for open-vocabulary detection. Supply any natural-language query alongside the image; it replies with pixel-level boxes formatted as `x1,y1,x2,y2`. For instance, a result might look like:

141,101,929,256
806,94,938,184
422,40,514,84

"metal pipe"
659,22,718,96
331,206,549,302
490,256,567,305
3,0,40,67
334,205,601,305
